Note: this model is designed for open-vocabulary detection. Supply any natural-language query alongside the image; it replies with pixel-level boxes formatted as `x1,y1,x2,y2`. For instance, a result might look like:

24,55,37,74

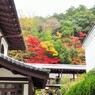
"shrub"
60,76,70,95
65,76,95,95
60,74,86,95
86,68,95,78
61,84,70,95
60,76,70,84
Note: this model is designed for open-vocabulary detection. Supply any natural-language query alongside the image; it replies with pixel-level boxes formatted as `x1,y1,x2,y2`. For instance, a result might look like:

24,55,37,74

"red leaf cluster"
79,32,86,37
26,37,60,64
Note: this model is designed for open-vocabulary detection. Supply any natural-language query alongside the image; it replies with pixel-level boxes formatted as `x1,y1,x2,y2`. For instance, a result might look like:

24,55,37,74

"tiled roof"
30,64,86,74
0,0,26,50
0,53,49,73
30,64,86,70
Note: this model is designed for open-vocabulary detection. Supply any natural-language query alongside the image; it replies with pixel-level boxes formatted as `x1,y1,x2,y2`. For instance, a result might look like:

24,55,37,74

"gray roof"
30,64,86,74
30,64,86,70
0,53,49,73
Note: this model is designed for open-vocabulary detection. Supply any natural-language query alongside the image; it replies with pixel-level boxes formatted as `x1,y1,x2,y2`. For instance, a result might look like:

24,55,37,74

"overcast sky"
14,0,95,17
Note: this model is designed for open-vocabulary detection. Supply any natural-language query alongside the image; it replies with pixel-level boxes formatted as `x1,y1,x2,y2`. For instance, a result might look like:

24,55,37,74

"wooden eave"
50,68,86,74
31,64,86,74
0,0,26,50
0,54,49,88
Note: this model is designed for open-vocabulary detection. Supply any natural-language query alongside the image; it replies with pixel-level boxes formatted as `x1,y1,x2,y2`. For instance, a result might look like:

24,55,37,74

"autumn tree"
20,17,34,31
62,36,85,64
46,17,61,31
53,39,71,64
9,5,94,65
26,37,60,64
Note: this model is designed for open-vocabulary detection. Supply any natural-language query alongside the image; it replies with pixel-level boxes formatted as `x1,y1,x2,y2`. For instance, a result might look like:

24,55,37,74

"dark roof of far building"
0,0,26,50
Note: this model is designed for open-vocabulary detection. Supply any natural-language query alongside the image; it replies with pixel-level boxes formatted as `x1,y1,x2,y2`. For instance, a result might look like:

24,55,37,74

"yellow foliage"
40,41,58,56
56,32,62,39
19,17,34,31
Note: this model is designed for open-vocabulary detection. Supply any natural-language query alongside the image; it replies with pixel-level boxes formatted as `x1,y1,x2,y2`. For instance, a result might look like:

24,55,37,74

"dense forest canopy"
9,5,95,64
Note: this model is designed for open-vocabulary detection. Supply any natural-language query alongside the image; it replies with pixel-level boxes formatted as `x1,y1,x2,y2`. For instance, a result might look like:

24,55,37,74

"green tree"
64,6,75,18
54,39,71,64
62,21,74,36
53,13,64,21
91,5,95,15
38,29,53,41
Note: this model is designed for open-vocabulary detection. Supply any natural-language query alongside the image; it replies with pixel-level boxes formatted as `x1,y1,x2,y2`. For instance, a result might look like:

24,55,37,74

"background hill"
9,5,95,65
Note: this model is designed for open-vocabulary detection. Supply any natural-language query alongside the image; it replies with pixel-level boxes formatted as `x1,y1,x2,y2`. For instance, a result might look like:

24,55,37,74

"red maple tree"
25,37,60,64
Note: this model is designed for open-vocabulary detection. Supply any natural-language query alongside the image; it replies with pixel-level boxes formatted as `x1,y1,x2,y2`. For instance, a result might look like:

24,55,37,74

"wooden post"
77,72,79,78
27,76,35,95
0,37,2,53
73,74,75,81
58,73,60,77
61,70,62,78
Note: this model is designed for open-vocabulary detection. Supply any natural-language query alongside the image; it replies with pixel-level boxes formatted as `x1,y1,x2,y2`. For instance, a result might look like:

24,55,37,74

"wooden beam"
0,77,28,81
11,70,18,74
0,65,3,68
27,76,35,95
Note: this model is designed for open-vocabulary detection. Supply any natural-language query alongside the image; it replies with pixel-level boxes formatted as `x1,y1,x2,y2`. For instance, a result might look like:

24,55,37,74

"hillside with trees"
9,5,95,65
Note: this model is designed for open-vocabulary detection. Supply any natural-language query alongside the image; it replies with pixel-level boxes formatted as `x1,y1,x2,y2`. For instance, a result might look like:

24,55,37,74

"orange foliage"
63,36,85,65
63,36,82,49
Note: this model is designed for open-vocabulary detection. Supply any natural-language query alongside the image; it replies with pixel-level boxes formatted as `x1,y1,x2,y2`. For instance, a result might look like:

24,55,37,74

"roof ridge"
0,53,49,73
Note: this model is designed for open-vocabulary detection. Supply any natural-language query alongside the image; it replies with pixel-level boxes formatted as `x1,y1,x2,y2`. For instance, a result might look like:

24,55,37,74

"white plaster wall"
85,36,95,72
0,29,8,56
1,37,8,56
0,68,25,77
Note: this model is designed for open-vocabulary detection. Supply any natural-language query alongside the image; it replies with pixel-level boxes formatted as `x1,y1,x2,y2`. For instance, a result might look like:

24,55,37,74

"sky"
14,0,95,17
